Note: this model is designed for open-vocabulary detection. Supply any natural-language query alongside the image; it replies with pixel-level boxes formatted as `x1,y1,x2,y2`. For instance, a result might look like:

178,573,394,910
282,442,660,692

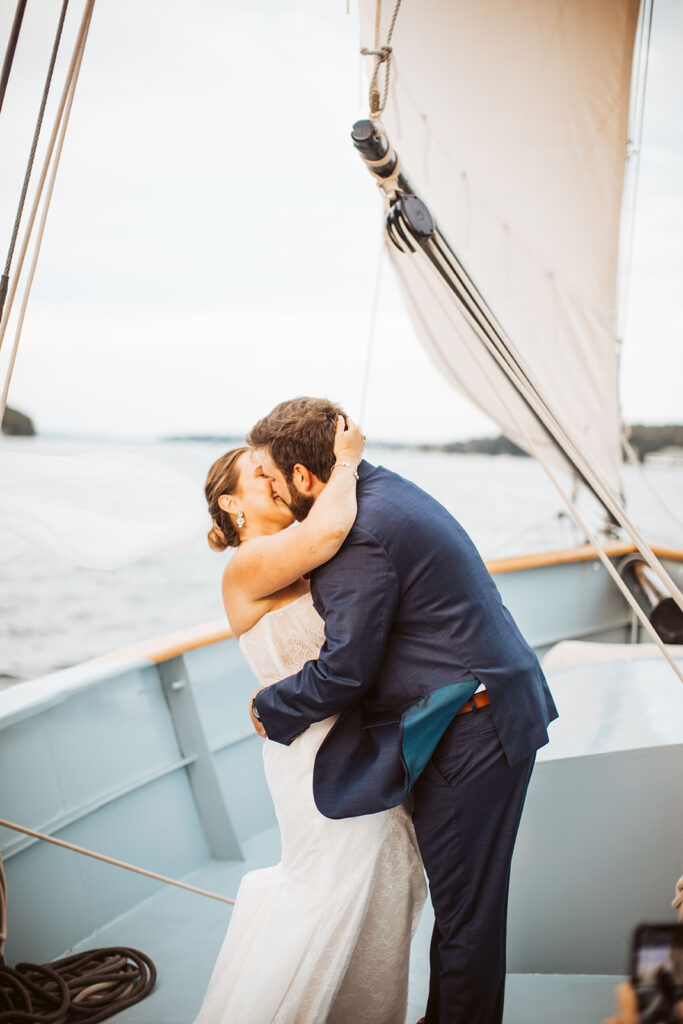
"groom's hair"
247,397,346,483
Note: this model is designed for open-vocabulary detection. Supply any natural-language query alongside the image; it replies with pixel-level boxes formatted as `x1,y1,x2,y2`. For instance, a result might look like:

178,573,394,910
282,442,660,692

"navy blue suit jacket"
254,461,558,818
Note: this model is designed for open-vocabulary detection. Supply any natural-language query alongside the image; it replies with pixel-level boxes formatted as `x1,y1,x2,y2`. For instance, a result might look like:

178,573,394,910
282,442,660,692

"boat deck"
68,822,623,1023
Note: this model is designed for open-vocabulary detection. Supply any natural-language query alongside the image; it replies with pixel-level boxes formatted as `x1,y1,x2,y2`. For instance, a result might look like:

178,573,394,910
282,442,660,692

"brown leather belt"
456,690,490,716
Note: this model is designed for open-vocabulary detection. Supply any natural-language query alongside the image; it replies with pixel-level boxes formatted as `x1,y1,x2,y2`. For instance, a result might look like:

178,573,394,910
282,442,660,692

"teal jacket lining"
400,677,480,790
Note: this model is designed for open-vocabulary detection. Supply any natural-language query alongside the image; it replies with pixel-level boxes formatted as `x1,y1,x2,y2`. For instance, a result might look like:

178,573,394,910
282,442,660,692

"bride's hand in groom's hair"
333,415,365,469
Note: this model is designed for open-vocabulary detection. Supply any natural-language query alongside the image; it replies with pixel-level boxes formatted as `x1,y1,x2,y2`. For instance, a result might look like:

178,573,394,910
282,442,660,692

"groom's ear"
291,463,316,493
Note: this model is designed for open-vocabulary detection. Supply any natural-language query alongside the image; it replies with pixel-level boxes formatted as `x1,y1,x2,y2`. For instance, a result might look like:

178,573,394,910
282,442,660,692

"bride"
193,416,426,1024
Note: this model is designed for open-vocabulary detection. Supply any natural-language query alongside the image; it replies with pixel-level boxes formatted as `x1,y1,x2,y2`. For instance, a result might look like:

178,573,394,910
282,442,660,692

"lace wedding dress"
193,591,427,1024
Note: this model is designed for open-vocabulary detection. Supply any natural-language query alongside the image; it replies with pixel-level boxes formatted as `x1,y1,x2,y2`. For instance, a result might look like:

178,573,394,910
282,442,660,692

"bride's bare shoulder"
221,558,260,637
221,555,284,637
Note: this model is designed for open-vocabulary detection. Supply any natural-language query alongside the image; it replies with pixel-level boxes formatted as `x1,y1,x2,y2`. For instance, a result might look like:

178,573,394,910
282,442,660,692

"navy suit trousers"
412,703,535,1024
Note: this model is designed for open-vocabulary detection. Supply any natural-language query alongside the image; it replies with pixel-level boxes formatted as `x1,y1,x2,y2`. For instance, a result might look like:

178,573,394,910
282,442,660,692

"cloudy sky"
0,0,680,443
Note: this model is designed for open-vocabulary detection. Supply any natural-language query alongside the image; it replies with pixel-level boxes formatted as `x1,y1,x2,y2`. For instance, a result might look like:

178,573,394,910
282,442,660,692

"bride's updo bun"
205,446,249,551
207,521,230,552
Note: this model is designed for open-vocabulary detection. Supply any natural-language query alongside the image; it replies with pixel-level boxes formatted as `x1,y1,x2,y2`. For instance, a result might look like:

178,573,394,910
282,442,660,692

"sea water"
1,436,681,684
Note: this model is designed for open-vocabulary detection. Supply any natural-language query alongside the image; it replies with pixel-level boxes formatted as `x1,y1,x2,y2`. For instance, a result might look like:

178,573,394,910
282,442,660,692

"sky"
0,0,681,444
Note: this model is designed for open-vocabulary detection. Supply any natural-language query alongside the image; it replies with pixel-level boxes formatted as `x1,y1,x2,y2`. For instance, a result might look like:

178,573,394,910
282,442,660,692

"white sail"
358,0,641,495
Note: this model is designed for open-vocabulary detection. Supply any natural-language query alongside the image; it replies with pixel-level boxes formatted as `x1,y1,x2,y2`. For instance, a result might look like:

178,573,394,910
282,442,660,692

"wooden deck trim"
89,543,683,665
487,541,683,574
86,618,233,667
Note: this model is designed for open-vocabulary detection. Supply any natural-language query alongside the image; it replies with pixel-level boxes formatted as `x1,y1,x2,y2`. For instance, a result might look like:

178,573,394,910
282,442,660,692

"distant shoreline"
161,433,528,455
162,426,683,461
4,414,682,461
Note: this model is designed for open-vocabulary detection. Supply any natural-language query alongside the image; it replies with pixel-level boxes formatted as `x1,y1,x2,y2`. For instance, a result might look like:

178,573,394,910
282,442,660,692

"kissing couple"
195,397,558,1024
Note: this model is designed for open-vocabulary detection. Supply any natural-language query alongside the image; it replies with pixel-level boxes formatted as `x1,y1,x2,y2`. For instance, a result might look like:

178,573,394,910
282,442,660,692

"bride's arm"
227,417,364,600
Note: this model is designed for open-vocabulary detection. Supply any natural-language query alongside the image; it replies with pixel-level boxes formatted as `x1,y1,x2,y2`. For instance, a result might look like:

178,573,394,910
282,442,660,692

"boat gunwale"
1,543,680,721
134,542,682,661
486,541,683,574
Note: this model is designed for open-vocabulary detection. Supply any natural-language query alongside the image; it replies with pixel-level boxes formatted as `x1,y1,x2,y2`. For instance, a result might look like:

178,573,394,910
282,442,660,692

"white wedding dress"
193,591,427,1024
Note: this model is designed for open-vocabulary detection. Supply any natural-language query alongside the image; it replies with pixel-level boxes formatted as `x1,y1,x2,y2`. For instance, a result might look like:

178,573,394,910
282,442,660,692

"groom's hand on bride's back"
249,687,267,738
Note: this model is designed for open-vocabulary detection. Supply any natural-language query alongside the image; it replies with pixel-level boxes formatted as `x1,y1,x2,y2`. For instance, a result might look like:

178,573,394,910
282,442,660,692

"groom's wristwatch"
251,698,262,722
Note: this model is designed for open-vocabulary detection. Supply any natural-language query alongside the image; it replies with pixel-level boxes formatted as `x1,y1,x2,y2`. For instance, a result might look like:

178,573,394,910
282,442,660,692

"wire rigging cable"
0,0,70,324
0,0,28,117
398,205,683,684
351,119,682,591
351,111,683,685
0,0,95,428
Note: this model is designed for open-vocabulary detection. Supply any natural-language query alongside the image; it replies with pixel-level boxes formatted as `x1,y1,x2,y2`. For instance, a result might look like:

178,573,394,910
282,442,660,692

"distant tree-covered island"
164,424,682,461
625,424,683,462
421,424,683,460
164,434,244,444
1,406,35,436
419,435,526,456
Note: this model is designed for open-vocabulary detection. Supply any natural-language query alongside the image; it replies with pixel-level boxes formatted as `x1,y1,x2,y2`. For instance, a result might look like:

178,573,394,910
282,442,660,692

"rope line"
402,236,683,683
0,0,94,369
360,0,403,117
1,0,70,307
359,140,683,685
0,0,95,429
0,948,156,1023
1,851,157,1021
0,819,235,906
403,239,683,682
410,220,683,618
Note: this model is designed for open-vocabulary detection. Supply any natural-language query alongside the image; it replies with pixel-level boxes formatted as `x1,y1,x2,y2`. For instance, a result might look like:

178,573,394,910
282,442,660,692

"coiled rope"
0,850,156,1022
0,811,235,1022
0,948,156,1024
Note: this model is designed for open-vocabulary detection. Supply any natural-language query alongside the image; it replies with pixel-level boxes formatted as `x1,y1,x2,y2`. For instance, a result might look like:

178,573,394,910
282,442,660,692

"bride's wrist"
331,460,360,479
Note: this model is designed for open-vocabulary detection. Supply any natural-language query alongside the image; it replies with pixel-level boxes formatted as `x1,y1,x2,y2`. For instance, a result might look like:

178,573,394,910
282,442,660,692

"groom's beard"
286,488,315,522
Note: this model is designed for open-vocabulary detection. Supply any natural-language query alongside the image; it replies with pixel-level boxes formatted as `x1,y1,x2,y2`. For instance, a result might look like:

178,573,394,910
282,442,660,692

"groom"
248,397,558,1024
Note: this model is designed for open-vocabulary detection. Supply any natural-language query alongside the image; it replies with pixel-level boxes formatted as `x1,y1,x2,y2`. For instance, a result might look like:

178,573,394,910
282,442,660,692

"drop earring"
236,510,245,529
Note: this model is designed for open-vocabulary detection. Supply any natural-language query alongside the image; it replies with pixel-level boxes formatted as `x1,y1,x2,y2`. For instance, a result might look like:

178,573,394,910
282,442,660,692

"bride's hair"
247,397,345,483
205,446,249,551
